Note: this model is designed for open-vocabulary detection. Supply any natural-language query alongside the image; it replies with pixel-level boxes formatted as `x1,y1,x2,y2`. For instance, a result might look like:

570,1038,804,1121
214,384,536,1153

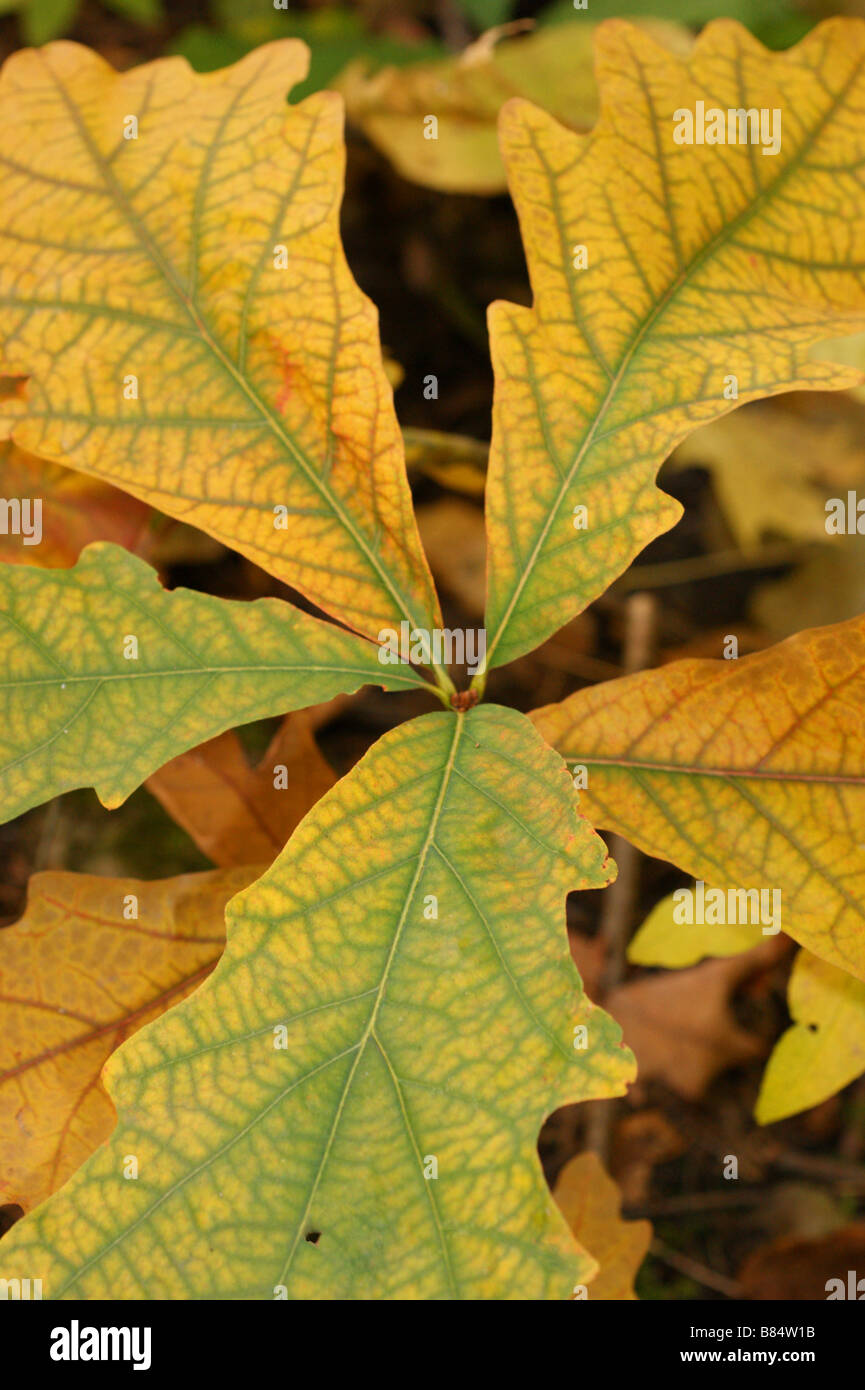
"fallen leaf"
146,713,336,867
0,866,253,1214
629,889,766,969
606,949,772,1100
416,498,487,616
739,1224,865,1299
0,441,153,568
553,1151,651,1300
403,427,487,498
752,537,865,640
670,393,865,548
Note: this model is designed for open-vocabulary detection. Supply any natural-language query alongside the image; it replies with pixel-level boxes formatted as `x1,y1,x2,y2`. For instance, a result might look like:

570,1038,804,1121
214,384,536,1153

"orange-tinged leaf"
146,713,336,867
0,706,633,1299
482,18,865,672
532,616,865,982
553,1151,651,1300
0,866,253,1214
0,542,428,823
0,40,440,641
0,439,153,567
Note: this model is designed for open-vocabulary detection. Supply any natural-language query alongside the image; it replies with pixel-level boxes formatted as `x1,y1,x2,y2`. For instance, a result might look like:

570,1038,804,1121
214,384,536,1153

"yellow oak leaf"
756,949,865,1125
480,18,865,674
553,1151,651,1300
0,706,633,1299
0,40,440,642
0,866,253,1214
532,615,865,982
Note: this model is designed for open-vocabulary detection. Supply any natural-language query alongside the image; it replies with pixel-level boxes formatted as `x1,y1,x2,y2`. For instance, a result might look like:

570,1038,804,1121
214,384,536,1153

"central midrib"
42,55,430,638
486,50,865,668
278,714,464,1296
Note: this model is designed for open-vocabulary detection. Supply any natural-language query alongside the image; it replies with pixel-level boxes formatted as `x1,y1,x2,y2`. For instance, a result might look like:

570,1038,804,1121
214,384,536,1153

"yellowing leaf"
629,889,765,968
0,41,440,642
0,706,633,1300
146,713,336,867
532,616,865,982
553,1151,651,1300
0,542,427,822
335,20,690,194
481,19,865,673
756,949,865,1125
0,866,251,1214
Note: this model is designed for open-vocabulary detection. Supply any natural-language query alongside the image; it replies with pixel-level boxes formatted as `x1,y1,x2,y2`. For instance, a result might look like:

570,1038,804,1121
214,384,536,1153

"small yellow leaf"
553,1151,651,1300
482,18,865,671
0,866,252,1214
532,615,865,982
756,949,865,1125
629,889,766,969
0,41,440,641
403,427,487,498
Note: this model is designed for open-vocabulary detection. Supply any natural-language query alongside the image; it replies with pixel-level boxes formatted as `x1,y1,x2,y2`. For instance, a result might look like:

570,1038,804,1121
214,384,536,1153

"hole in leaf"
305,1230,321,1244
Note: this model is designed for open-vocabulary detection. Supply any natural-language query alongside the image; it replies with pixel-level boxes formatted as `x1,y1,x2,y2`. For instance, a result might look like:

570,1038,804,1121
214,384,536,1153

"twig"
773,1149,865,1188
585,593,657,1162
626,1189,767,1218
650,1237,743,1299
614,541,818,592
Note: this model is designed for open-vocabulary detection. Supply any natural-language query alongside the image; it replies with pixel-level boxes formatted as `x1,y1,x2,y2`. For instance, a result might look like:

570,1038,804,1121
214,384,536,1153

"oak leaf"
0,542,426,821
533,616,865,982
0,40,439,641
0,866,251,1214
0,707,632,1299
481,19,865,673
553,1151,651,1300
